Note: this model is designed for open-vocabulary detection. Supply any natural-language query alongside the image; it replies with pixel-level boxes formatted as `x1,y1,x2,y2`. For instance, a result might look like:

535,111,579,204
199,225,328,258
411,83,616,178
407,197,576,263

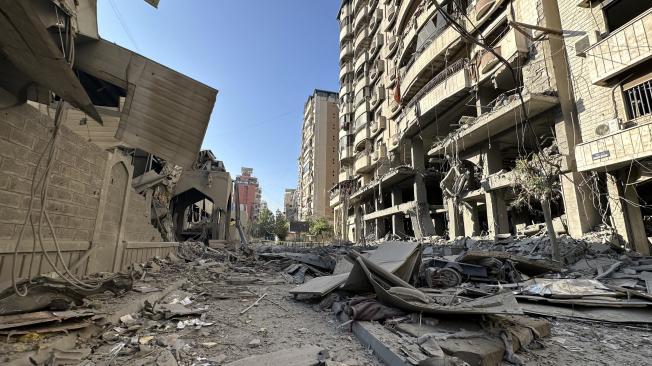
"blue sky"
97,1,341,211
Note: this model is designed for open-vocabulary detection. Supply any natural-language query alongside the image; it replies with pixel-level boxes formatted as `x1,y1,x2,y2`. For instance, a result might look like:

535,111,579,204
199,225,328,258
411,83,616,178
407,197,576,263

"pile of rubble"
289,234,652,365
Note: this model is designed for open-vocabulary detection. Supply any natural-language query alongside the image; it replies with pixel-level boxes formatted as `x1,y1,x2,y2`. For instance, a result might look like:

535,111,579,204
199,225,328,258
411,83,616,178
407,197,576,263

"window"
624,79,652,119
602,0,652,32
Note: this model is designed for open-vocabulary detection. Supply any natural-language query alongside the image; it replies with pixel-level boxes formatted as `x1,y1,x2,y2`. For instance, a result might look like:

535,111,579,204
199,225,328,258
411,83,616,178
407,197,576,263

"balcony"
399,22,466,104
576,120,652,172
354,51,369,73
369,59,384,81
396,0,418,34
354,28,370,53
339,82,352,100
339,101,353,118
339,169,352,182
370,85,386,109
368,8,383,33
385,34,399,59
330,189,341,208
340,62,353,82
354,5,369,31
354,125,370,150
353,0,367,13
397,1,439,65
340,22,353,45
415,60,473,115
354,100,370,123
354,150,374,174
586,8,652,86
340,43,354,62
369,33,384,57
474,27,529,83
428,92,560,156
340,144,355,162
370,116,386,136
467,0,507,28
386,4,397,30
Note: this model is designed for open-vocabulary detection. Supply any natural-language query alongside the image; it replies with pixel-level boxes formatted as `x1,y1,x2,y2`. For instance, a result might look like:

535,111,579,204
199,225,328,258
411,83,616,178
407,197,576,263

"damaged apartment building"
0,0,233,288
331,0,652,254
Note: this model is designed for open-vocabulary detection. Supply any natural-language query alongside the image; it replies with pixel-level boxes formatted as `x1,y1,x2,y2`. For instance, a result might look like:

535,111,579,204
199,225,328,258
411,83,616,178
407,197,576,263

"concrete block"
0,174,10,189
10,128,35,149
0,207,28,224
0,190,23,209
0,223,14,239
0,158,28,177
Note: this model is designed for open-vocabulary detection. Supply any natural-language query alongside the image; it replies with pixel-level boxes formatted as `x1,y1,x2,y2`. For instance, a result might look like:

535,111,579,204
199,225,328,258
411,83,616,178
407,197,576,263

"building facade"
234,167,262,223
332,0,651,254
284,188,299,221
297,90,340,221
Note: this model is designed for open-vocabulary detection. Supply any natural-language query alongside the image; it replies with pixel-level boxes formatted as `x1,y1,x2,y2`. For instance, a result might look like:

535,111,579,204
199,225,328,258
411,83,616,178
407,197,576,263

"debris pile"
290,235,652,365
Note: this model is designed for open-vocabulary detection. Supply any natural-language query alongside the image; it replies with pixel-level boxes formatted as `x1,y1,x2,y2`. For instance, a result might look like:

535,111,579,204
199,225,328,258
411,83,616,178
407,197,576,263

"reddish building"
234,167,262,222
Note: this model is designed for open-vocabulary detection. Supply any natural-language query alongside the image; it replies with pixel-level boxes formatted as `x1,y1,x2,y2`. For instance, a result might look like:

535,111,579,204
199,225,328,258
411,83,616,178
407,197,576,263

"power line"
108,0,141,52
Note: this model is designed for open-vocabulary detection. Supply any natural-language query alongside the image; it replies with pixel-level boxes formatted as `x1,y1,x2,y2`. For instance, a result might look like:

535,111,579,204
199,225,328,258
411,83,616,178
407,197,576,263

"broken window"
602,0,652,32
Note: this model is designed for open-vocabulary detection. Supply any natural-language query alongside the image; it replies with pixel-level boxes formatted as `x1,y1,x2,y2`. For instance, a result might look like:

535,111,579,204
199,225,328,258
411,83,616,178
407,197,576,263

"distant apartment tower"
297,90,340,221
234,167,262,222
284,188,299,221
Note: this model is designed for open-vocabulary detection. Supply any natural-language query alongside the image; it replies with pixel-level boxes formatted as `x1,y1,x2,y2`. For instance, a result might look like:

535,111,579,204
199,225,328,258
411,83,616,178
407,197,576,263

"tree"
274,210,289,241
308,217,333,239
511,142,562,261
252,207,275,240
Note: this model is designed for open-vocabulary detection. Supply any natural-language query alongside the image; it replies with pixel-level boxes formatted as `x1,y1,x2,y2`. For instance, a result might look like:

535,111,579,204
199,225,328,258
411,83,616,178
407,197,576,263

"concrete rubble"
0,233,647,365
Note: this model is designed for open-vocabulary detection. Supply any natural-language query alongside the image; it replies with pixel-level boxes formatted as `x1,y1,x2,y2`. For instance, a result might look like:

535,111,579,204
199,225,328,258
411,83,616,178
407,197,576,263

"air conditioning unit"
371,115,387,133
595,118,622,136
370,9,383,30
370,34,384,54
371,86,386,107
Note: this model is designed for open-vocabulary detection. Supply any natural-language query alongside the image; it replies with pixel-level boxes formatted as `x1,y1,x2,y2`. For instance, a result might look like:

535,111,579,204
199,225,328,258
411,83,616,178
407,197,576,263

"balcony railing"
429,90,560,155
354,125,370,149
354,150,374,174
576,120,652,172
340,44,354,63
399,19,466,104
474,27,529,82
586,8,652,86
340,23,353,44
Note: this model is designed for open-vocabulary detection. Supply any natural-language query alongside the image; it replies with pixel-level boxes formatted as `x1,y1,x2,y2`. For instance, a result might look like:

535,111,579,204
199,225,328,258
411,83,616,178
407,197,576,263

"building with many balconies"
332,0,650,254
297,90,340,221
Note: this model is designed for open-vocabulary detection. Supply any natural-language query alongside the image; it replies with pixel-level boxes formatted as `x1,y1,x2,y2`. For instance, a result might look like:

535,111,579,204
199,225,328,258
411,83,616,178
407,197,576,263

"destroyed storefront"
0,0,225,287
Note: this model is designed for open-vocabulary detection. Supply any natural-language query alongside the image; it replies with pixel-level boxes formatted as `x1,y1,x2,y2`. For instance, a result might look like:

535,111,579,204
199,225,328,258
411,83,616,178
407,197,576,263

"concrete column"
447,198,463,238
561,171,599,237
606,172,650,254
411,138,436,238
391,187,405,236
485,191,510,236
483,149,510,236
461,202,479,236
374,198,387,239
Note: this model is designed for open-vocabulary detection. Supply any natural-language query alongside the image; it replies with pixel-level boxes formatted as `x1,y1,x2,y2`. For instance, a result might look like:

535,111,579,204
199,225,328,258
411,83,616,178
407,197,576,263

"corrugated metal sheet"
74,40,217,168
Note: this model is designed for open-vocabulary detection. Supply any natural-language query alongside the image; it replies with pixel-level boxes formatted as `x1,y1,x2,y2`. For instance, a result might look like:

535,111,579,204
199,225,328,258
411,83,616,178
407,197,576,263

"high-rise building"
234,167,262,222
297,90,340,221
331,0,652,255
284,188,299,221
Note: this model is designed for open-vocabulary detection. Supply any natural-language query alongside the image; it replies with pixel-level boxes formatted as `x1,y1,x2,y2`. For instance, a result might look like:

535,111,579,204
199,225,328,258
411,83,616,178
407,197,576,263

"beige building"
298,90,340,221
331,0,651,254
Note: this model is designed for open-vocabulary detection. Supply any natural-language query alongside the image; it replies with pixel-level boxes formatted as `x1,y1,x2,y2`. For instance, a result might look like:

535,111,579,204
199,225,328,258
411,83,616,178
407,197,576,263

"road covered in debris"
1,236,652,365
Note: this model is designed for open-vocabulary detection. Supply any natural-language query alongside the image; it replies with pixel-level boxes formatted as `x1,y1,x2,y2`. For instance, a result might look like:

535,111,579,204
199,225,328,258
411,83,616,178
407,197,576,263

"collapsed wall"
0,103,168,288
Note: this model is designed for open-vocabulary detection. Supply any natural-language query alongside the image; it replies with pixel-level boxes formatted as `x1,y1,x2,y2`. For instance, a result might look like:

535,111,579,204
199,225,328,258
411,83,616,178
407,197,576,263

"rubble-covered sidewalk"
1,236,651,366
